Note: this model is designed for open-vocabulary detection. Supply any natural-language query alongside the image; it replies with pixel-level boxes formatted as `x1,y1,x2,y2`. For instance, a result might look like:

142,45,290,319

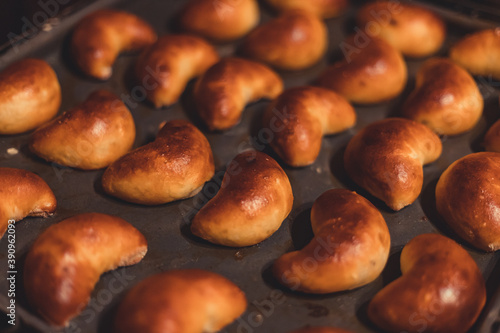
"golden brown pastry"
368,233,486,333
262,86,356,167
356,1,445,57
0,58,61,135
0,168,56,238
436,152,500,251
29,90,135,170
102,120,214,205
484,118,500,152
450,28,500,80
317,36,407,104
71,9,157,80
241,10,327,71
135,34,219,108
191,150,293,247
179,0,259,42
273,189,390,293
290,328,354,333
114,269,246,333
194,57,283,130
264,0,348,18
24,213,147,327
401,58,483,135
344,118,442,211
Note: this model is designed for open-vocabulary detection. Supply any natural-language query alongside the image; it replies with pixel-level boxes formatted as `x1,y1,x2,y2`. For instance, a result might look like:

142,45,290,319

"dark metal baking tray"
0,0,499,332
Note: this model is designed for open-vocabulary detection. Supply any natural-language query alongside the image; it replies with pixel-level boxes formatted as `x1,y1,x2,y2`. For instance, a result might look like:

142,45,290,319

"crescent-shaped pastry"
0,168,56,238
0,58,61,135
71,9,157,80
401,58,483,135
29,90,136,170
262,86,356,167
24,213,147,327
191,150,293,247
344,118,442,211
114,269,246,333
368,233,486,333
102,120,214,205
436,152,500,251
135,34,219,108
194,57,283,130
273,189,390,293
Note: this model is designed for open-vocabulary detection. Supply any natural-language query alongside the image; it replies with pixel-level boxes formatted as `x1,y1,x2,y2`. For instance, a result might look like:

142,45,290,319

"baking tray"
0,0,499,332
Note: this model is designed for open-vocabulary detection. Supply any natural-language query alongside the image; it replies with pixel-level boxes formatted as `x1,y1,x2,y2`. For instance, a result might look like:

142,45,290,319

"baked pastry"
317,36,406,104
0,168,56,238
290,328,354,333
179,0,259,42
264,0,348,18
71,9,157,80
450,28,500,80
368,233,486,333
356,1,445,57
24,213,147,327
241,10,327,71
484,118,500,152
436,152,500,251
273,189,390,293
114,269,246,333
344,118,442,211
262,86,356,167
102,120,214,205
401,58,483,135
191,150,293,247
29,90,135,170
135,34,219,107
0,58,61,135
194,57,283,130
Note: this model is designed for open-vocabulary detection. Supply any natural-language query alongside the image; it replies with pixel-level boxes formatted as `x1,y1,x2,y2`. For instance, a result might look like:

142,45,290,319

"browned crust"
191,150,293,247
484,117,500,153
0,58,61,135
356,1,445,57
368,233,486,333
102,119,214,205
114,269,246,333
265,0,349,18
401,58,483,135
241,10,327,70
436,152,500,251
71,9,157,80
344,118,442,211
0,168,56,238
317,36,407,104
263,86,356,167
273,189,390,293
194,57,283,130
135,34,219,107
179,0,259,42
24,213,147,327
29,90,136,170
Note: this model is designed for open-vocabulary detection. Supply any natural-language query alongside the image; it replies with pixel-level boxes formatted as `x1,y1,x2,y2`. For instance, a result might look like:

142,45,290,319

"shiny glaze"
265,0,348,18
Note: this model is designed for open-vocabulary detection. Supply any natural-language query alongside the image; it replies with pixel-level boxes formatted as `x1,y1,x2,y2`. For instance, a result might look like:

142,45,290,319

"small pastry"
241,10,328,71
135,34,219,107
191,150,293,247
264,0,348,18
71,9,157,80
24,213,147,327
0,58,61,135
29,90,135,170
262,86,356,167
484,117,500,153
194,57,283,130
344,118,442,211
102,120,214,205
401,58,483,135
273,189,390,293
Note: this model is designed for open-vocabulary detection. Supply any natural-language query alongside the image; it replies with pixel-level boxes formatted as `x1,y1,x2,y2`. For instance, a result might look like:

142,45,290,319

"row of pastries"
1,0,500,332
